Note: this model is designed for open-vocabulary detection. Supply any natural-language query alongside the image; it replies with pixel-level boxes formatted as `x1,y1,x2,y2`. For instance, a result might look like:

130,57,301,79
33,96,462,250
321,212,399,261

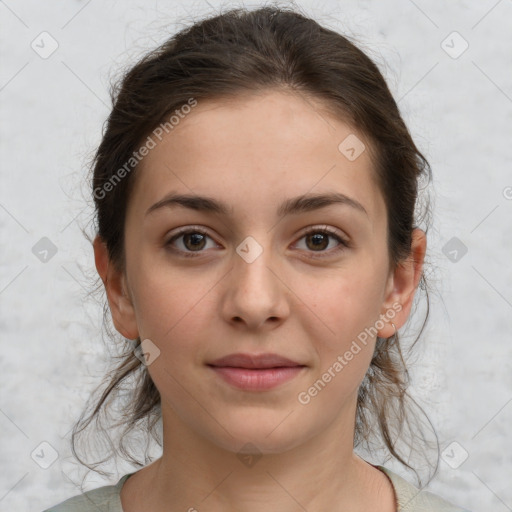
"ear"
377,228,427,338
93,235,139,340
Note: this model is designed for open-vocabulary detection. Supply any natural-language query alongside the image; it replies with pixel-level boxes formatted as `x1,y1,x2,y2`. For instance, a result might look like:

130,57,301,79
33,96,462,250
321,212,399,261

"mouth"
207,353,307,391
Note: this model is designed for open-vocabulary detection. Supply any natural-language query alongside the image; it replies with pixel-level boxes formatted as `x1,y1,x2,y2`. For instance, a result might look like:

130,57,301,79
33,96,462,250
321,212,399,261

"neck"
126,401,389,512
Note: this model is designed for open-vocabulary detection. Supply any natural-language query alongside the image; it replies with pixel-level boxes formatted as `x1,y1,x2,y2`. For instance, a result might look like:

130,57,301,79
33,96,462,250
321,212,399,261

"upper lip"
208,353,305,369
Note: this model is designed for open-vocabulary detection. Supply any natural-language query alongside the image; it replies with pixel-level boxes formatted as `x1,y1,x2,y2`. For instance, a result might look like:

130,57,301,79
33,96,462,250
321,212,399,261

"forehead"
128,89,385,224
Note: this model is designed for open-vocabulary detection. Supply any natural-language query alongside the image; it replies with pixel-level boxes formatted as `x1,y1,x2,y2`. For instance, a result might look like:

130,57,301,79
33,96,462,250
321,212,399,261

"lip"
209,353,303,369
207,353,306,391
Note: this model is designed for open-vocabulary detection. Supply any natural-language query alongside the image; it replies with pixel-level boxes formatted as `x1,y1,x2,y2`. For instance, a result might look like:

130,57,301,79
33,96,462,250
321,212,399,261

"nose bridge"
234,233,277,294
222,233,288,328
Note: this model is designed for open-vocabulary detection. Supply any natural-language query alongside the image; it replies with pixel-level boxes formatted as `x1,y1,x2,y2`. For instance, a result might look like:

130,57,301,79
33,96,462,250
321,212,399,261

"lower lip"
209,366,305,390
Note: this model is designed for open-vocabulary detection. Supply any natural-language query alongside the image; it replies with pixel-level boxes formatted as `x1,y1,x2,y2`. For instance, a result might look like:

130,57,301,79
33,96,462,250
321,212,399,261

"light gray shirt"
42,466,471,511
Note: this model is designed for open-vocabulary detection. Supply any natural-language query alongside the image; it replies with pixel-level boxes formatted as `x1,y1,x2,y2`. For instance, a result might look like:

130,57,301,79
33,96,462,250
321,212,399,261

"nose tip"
223,253,289,331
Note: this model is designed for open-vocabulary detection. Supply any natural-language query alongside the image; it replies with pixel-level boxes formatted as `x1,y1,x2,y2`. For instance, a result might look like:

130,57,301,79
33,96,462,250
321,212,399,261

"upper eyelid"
167,224,347,239
166,225,349,250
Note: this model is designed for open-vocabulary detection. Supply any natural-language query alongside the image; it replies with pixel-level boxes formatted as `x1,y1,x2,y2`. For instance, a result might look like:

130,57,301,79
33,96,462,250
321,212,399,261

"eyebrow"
145,191,368,218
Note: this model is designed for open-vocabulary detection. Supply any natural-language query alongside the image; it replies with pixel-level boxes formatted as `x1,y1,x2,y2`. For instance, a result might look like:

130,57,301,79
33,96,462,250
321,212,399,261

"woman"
44,5,469,511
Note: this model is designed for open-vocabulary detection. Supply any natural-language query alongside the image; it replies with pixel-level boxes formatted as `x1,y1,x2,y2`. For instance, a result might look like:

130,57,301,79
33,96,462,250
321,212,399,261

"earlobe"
378,228,427,338
93,235,139,340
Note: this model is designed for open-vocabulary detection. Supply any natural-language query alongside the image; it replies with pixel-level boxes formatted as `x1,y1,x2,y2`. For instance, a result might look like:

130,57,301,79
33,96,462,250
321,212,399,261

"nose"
220,239,290,331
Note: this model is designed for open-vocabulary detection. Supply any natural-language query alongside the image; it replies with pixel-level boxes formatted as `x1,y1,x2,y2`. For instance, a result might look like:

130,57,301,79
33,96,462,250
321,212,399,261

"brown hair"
75,4,438,486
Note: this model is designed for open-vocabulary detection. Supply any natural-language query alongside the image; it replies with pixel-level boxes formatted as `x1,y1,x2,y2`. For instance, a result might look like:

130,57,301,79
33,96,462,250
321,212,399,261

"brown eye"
182,232,207,251
305,232,330,251
165,228,217,257
295,227,349,257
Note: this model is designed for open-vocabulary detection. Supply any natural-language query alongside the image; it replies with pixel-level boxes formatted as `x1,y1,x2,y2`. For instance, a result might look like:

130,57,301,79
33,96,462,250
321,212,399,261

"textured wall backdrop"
0,1,511,510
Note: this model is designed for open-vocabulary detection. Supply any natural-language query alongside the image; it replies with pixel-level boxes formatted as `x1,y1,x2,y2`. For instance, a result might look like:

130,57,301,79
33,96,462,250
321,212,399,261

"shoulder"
376,466,471,512
41,474,133,512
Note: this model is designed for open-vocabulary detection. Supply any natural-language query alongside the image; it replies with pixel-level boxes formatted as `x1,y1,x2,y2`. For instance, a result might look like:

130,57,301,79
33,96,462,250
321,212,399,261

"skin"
94,89,426,512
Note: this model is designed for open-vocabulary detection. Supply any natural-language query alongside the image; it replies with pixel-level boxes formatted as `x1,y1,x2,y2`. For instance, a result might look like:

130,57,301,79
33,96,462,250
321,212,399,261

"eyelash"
164,225,350,259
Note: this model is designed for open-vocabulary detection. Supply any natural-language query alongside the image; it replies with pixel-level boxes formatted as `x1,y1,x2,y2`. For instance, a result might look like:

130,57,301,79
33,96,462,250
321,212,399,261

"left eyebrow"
145,191,369,218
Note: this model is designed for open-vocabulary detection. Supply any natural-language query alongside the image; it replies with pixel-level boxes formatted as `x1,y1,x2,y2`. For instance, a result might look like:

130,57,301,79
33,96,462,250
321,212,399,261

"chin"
204,413,311,456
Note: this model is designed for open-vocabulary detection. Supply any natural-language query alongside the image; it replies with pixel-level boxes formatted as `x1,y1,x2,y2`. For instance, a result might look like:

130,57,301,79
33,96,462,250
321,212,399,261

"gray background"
1,0,511,510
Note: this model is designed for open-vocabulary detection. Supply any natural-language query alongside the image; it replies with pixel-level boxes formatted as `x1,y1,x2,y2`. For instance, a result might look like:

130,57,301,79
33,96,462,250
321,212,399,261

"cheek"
130,260,215,357
132,270,215,403
297,264,385,391
303,267,384,342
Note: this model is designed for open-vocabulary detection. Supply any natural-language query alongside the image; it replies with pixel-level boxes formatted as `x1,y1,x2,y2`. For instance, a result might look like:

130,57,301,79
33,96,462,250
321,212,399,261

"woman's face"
99,89,422,454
